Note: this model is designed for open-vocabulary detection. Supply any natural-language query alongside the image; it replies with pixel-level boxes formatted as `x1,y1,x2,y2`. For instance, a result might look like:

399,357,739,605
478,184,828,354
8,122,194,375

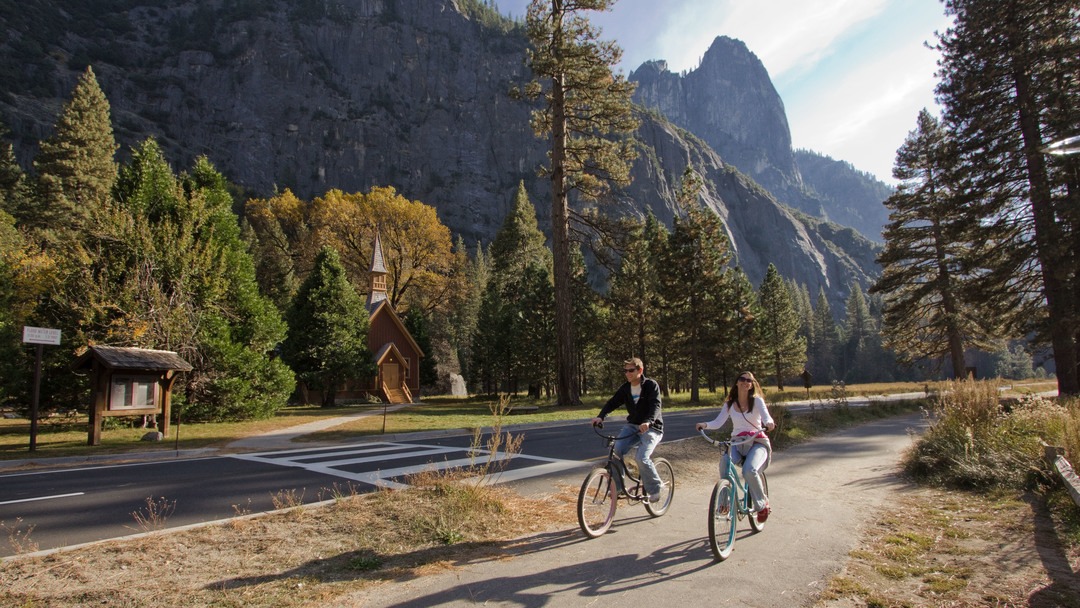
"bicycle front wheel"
578,467,617,538
644,457,675,517
749,471,770,533
708,479,737,560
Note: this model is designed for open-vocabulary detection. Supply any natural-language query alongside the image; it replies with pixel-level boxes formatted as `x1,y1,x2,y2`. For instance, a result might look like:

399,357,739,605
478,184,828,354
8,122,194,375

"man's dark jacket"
597,377,663,432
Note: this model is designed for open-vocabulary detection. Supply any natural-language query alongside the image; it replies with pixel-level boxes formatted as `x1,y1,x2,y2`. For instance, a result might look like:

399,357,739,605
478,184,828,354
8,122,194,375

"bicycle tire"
644,457,675,517
708,479,737,560
749,471,769,533
577,467,617,538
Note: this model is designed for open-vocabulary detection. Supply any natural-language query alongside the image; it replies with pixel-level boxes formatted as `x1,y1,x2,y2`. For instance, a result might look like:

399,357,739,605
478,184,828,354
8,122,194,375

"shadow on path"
1027,494,1080,607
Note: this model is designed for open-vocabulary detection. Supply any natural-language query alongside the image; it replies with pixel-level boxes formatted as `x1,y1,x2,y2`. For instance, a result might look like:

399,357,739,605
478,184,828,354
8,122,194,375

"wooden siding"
368,311,420,392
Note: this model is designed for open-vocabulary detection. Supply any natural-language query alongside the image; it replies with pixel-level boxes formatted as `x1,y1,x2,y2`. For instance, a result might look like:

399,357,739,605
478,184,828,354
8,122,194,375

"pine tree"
182,157,295,419
606,213,663,365
840,284,877,382
471,183,553,395
522,0,639,405
712,267,764,388
871,109,993,377
0,124,30,221
450,238,487,387
282,246,373,407
936,0,1080,393
661,170,732,402
757,264,807,389
811,287,840,380
33,66,117,234
788,280,814,372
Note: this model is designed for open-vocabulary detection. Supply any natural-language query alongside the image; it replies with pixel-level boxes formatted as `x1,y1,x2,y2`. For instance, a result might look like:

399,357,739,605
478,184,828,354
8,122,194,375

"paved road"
0,411,716,557
0,396,928,559
336,412,927,608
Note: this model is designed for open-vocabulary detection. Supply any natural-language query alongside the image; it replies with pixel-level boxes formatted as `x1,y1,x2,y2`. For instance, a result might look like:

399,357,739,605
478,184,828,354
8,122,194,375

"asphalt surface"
0,410,740,557
338,412,928,608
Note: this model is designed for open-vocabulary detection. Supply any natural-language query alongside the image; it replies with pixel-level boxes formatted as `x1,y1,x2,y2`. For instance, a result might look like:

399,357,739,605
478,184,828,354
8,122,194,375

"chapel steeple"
368,231,388,307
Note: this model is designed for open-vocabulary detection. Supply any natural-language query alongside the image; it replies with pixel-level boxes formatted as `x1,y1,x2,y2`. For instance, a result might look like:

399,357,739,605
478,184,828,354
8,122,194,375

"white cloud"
657,0,889,77
787,42,940,179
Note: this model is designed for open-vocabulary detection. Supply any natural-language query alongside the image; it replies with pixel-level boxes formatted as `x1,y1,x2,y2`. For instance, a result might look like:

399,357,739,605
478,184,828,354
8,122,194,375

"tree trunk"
1014,67,1079,395
549,1,581,406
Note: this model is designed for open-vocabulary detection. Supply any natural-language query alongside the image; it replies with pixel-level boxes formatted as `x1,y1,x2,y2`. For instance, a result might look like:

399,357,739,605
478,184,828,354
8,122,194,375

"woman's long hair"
725,371,761,410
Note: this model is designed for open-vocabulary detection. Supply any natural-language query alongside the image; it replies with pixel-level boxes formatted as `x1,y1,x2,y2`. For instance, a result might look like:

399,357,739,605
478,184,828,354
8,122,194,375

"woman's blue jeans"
723,442,770,511
614,424,663,496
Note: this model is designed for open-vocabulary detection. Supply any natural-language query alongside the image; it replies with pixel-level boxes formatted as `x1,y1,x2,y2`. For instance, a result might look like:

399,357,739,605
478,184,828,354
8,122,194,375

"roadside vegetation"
1,381,1055,460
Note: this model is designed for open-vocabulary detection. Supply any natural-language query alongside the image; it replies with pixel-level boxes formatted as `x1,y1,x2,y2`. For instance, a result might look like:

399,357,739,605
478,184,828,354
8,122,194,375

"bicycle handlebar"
592,423,638,442
698,428,762,448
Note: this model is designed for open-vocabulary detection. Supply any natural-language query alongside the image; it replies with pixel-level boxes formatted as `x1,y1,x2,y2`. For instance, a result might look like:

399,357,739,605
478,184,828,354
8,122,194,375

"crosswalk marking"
230,442,586,489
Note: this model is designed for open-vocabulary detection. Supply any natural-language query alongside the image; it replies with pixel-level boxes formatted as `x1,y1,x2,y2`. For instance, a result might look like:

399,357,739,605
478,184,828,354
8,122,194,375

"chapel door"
383,363,400,388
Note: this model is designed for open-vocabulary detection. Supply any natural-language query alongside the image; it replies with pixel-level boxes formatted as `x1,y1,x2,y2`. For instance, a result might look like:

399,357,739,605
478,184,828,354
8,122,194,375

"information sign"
22,326,61,346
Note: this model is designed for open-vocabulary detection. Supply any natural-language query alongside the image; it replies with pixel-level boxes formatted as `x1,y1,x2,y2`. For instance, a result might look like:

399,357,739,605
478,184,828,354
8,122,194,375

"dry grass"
0,475,579,607
816,487,1080,607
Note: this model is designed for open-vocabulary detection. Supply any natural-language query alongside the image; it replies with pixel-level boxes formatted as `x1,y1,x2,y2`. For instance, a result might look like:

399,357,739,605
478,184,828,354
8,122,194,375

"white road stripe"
229,442,585,488
0,492,84,505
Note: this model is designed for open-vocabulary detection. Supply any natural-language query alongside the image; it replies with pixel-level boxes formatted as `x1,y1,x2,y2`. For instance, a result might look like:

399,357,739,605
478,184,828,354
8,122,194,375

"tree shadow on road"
373,536,716,607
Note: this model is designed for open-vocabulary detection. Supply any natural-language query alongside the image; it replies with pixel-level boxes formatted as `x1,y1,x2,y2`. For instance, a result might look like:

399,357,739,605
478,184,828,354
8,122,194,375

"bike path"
339,412,927,608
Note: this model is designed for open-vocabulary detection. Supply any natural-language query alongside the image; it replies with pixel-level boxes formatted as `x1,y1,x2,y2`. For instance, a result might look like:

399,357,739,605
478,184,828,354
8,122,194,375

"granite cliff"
631,36,892,242
0,0,882,304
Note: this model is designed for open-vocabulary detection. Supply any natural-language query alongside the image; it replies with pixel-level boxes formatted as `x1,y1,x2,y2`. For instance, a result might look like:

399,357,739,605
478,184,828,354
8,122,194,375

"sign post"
22,326,61,452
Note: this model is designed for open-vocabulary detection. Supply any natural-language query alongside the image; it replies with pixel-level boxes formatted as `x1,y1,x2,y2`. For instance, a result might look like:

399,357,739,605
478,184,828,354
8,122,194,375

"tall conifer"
661,170,732,402
283,246,372,408
33,66,117,233
522,0,639,405
757,264,807,389
936,0,1080,393
872,109,992,377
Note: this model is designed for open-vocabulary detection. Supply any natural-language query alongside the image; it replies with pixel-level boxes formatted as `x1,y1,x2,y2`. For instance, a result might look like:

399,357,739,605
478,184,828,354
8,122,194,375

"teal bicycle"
699,429,769,560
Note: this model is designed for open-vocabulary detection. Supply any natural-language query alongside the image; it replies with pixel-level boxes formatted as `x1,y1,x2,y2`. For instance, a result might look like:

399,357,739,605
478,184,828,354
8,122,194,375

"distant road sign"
22,326,61,346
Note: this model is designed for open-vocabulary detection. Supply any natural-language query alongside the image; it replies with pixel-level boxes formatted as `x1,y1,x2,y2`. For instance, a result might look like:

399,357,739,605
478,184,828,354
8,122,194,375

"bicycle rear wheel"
749,471,770,533
578,468,617,538
644,457,675,516
708,479,737,560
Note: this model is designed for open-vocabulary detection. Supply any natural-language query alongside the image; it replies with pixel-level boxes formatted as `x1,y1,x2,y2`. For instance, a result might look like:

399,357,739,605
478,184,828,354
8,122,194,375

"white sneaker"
649,493,662,503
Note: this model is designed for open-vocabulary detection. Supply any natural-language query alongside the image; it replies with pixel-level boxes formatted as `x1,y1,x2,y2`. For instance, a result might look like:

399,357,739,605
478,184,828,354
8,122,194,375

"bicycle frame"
599,429,649,501
576,424,675,538
719,436,757,515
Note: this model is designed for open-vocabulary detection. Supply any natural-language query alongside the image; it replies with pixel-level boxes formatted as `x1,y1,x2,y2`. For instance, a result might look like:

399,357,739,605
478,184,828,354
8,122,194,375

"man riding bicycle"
591,357,664,503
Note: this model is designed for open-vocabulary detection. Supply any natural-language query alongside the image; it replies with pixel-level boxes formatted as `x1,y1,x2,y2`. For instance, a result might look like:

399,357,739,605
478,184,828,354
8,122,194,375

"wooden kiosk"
73,345,193,446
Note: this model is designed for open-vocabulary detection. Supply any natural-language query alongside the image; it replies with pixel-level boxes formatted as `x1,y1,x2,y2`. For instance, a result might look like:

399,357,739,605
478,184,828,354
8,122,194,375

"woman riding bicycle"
695,371,774,522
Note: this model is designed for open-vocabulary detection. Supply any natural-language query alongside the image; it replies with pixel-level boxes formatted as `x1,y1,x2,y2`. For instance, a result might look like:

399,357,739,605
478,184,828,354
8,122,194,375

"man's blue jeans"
614,424,663,496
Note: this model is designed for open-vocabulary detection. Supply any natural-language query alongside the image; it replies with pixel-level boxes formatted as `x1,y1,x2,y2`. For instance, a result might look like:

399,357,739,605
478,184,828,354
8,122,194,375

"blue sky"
494,0,953,184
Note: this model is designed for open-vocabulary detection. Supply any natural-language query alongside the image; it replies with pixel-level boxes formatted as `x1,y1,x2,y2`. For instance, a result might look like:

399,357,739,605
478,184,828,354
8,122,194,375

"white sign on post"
22,326,62,346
